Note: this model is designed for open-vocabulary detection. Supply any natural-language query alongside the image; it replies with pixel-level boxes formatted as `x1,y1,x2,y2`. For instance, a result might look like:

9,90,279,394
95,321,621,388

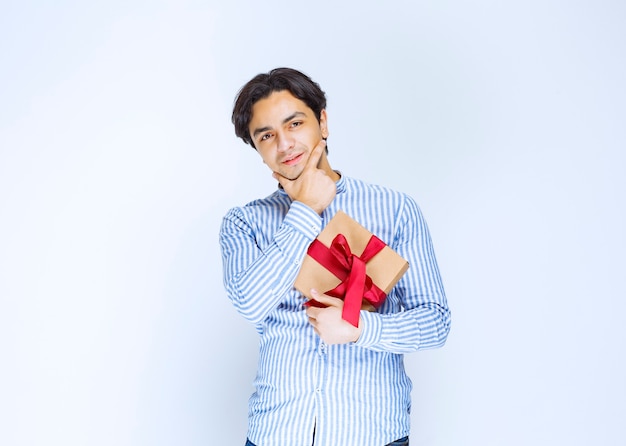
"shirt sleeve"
355,196,451,353
219,200,322,329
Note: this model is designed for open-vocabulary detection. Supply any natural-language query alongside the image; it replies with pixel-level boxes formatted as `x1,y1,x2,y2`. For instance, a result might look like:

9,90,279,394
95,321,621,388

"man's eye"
290,121,302,128
260,133,271,141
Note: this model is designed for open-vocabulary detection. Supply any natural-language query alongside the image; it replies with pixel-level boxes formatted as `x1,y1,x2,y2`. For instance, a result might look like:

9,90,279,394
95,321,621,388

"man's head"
232,68,327,149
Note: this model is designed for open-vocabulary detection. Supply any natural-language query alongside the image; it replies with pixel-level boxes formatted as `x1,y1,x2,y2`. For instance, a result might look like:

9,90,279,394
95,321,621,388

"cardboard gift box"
294,210,409,326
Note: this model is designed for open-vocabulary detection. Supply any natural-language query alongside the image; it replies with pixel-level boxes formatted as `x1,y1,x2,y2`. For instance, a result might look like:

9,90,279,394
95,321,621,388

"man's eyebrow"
282,111,306,124
252,125,271,139
252,111,307,139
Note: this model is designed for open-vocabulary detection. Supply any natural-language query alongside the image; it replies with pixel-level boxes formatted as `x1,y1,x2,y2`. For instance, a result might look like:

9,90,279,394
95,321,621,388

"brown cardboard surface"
294,210,409,303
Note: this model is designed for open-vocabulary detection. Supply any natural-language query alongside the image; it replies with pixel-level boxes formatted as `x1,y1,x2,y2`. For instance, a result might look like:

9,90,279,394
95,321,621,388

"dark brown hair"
232,68,327,149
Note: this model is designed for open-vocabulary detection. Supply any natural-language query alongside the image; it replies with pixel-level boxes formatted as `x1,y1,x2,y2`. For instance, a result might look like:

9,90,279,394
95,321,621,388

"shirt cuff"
355,311,382,347
282,201,322,240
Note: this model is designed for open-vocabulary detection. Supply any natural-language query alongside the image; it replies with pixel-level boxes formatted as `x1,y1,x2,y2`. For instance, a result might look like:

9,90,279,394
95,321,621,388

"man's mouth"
282,153,303,166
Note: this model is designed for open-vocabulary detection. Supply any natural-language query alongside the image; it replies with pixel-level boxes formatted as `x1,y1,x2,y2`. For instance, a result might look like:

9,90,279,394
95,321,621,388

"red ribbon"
306,233,387,327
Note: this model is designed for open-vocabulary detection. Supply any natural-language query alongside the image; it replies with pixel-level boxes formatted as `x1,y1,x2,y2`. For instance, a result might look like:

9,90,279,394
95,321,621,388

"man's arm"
357,196,451,353
220,202,321,327
307,195,451,353
220,139,336,328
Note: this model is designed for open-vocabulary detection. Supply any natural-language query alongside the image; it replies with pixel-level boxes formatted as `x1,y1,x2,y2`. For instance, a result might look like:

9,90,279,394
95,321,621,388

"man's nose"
276,133,295,152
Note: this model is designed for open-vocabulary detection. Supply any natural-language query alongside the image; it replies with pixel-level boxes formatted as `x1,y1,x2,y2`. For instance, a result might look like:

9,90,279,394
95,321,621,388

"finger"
304,139,326,171
305,306,319,319
306,308,318,327
305,306,313,318
310,288,343,308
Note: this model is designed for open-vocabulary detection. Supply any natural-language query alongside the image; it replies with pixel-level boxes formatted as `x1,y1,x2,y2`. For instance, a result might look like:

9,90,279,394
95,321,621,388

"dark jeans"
245,436,409,445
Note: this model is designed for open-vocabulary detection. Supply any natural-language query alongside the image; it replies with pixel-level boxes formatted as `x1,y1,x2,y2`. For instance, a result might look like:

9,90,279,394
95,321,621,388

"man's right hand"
273,140,336,214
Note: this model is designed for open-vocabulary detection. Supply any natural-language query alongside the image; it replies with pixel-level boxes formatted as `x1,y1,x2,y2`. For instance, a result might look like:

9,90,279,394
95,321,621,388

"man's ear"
320,109,329,139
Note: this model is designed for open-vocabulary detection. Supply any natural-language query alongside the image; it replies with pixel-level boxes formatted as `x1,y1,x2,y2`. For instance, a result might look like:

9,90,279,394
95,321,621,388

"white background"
1,0,624,445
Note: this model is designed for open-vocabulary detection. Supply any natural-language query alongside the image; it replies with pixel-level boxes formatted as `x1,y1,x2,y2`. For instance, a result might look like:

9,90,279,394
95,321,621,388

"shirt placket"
312,339,328,445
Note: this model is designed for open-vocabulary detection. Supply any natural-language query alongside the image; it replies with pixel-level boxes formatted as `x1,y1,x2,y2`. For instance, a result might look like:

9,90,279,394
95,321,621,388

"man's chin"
279,169,303,181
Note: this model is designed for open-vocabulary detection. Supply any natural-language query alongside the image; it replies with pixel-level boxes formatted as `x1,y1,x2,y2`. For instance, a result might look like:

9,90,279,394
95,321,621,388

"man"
220,68,450,446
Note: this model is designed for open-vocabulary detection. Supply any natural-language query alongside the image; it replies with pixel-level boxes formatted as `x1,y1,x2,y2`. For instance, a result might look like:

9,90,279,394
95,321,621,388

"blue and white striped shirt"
220,175,450,446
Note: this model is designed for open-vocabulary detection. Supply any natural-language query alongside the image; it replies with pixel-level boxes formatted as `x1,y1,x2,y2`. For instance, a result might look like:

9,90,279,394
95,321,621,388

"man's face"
248,90,328,180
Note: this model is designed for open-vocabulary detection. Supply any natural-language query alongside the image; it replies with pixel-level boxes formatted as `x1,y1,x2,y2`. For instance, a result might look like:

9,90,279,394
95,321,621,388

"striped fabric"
220,175,450,446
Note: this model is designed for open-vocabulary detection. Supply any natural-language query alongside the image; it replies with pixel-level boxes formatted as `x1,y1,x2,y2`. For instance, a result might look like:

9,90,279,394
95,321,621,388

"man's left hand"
305,289,362,344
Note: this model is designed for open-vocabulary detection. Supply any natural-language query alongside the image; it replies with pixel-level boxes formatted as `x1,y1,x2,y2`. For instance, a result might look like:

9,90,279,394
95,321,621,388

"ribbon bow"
306,233,387,327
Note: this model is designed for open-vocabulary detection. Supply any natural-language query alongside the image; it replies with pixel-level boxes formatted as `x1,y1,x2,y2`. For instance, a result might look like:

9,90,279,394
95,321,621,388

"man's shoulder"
342,176,423,223
344,176,411,200
223,189,290,220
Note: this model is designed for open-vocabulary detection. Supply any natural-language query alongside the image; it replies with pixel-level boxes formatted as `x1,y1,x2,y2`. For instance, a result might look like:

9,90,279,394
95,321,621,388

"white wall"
1,1,624,444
